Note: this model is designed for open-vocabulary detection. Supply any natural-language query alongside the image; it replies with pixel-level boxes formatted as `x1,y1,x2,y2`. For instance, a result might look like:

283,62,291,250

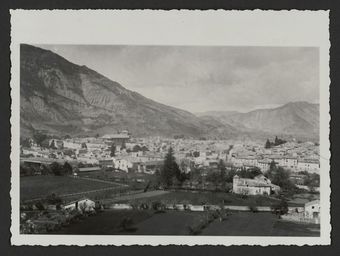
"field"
77,170,155,190
20,175,120,201
116,190,287,207
201,212,319,236
54,210,319,236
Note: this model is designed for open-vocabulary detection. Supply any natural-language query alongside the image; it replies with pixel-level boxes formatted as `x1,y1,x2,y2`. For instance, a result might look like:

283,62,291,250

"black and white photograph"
10,10,330,246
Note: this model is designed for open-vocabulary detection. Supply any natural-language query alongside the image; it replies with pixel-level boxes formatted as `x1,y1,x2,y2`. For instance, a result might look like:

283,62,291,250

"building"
297,159,320,173
102,131,130,147
113,158,133,172
98,158,114,168
304,200,320,220
232,174,280,196
63,198,96,213
231,155,258,168
63,140,82,150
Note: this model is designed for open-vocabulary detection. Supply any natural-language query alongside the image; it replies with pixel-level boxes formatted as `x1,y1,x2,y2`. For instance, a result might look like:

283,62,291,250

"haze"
37,44,319,113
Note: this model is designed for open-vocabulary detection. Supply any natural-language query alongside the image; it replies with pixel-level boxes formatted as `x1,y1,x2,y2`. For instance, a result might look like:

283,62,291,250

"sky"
37,44,319,113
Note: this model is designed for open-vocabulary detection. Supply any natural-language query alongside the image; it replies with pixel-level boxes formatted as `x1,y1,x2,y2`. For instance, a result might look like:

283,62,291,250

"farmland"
54,209,319,236
116,190,288,207
20,175,121,201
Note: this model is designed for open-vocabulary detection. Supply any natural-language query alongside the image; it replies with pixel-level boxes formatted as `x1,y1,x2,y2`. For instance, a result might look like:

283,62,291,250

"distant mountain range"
20,44,319,140
196,101,319,139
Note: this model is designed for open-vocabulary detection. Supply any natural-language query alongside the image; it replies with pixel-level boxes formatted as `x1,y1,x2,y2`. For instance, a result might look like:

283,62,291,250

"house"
232,174,280,196
63,140,82,150
63,198,96,213
304,200,320,219
98,158,114,168
256,159,271,172
231,155,258,168
113,158,133,172
297,159,320,173
102,131,130,147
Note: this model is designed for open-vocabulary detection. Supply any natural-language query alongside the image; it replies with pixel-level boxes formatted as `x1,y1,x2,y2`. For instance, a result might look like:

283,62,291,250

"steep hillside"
20,44,236,138
20,44,319,140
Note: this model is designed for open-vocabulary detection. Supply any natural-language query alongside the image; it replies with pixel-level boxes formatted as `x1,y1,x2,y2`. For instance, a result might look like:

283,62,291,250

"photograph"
10,10,330,246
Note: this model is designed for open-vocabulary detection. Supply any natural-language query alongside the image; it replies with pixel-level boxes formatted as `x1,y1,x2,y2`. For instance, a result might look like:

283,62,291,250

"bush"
249,205,258,213
35,201,45,211
152,201,165,212
118,217,137,232
46,193,63,205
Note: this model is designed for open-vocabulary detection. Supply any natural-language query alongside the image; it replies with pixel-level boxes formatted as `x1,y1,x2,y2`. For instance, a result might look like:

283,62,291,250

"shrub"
152,201,165,212
35,201,45,211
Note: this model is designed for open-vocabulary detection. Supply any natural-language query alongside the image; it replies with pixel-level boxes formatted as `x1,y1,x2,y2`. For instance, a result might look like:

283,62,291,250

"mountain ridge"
20,44,319,140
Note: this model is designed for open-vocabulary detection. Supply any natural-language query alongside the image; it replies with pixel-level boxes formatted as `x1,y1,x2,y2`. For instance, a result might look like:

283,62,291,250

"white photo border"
10,9,331,246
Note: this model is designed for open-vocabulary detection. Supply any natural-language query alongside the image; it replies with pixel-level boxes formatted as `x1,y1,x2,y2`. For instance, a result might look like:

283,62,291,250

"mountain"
197,102,319,139
20,44,237,138
20,44,319,140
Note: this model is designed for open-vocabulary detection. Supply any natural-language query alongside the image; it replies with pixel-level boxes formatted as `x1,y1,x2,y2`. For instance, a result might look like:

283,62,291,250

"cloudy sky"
37,44,319,113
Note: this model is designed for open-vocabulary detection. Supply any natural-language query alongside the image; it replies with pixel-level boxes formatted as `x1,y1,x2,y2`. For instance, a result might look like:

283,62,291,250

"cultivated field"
117,190,285,207
201,212,319,236
20,175,121,201
54,210,319,236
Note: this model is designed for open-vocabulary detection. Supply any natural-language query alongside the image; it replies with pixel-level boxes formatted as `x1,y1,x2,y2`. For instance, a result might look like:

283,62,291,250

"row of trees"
20,162,73,176
265,136,287,149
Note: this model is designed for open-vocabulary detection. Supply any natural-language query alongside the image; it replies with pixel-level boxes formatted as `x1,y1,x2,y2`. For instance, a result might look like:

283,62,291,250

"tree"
50,139,58,149
225,168,237,183
20,137,32,148
304,173,320,192
270,167,294,191
46,193,62,205
50,162,63,176
121,141,126,150
192,151,200,158
265,139,271,149
110,143,116,157
40,164,51,175
33,131,48,147
273,197,288,215
206,171,221,190
141,145,149,152
218,160,227,189
63,162,73,175
81,142,87,149
160,147,180,187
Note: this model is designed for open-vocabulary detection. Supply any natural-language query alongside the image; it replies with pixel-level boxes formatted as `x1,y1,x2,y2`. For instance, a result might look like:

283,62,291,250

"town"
20,130,320,235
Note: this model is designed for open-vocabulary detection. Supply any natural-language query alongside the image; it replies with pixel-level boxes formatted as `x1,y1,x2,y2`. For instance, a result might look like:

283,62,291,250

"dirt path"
72,176,128,187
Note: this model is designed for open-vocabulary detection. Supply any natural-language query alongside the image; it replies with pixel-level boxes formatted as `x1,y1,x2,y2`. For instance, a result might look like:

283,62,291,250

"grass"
118,190,282,207
53,210,319,236
52,210,153,235
20,175,119,201
201,211,319,236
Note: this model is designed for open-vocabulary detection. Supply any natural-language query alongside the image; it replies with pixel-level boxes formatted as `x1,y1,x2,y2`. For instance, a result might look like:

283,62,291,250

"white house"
304,200,320,219
232,174,280,196
63,140,82,150
63,198,96,213
113,158,133,172
297,159,320,173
